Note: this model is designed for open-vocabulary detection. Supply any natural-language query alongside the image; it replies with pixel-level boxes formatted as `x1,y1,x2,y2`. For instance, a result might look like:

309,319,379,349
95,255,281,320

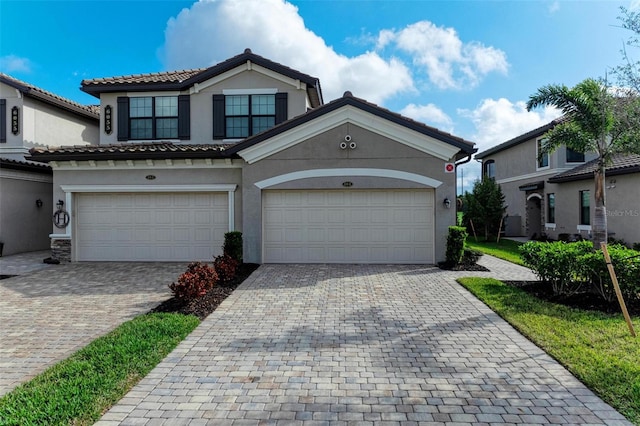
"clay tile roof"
80,49,323,108
28,142,237,163
227,91,476,156
0,73,99,120
548,153,640,183
82,69,207,87
0,156,52,173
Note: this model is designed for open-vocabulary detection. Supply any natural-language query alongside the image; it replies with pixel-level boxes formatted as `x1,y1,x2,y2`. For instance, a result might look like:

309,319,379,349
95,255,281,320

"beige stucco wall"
98,69,310,145
546,174,640,245
0,172,53,255
241,123,457,264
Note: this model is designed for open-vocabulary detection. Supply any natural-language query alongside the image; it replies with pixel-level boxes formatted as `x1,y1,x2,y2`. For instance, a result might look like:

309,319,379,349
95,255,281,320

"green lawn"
0,313,200,426
458,277,640,425
466,237,526,266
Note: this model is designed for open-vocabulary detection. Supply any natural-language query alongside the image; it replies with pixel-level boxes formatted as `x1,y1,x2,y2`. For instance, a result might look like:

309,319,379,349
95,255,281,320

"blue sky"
1,0,637,191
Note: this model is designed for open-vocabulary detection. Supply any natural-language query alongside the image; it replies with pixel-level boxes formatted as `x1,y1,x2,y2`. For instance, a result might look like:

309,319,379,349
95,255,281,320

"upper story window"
213,92,287,140
537,138,549,169
579,190,590,225
483,160,496,179
566,147,585,163
117,95,189,141
225,94,275,138
129,96,178,140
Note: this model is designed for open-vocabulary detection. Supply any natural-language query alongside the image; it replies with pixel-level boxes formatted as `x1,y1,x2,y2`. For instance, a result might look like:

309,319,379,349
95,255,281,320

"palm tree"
526,78,640,249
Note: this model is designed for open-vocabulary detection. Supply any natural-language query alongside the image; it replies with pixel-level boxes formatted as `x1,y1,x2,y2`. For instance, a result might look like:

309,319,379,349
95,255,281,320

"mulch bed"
504,280,640,316
438,261,490,272
151,263,259,320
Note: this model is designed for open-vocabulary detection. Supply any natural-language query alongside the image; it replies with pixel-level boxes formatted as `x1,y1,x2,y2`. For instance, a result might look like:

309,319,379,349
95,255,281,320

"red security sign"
444,163,455,173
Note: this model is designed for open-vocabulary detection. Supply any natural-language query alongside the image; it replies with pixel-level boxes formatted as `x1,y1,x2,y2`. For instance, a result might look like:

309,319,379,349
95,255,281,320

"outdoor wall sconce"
56,199,64,210
36,199,43,208
443,198,452,209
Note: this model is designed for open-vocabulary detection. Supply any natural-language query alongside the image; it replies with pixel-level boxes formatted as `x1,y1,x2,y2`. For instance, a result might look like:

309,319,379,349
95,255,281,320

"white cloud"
161,0,413,103
0,55,32,74
549,1,560,14
160,0,508,102
458,98,562,153
400,103,453,131
381,21,509,90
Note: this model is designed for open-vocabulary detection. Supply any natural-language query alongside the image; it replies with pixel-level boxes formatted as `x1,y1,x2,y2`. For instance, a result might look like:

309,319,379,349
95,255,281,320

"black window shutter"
178,95,190,140
117,97,129,141
275,92,288,124
212,94,225,139
0,99,6,143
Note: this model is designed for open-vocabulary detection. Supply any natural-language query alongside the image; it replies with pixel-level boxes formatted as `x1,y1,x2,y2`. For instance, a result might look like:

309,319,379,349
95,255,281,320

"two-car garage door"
76,193,228,261
263,189,434,264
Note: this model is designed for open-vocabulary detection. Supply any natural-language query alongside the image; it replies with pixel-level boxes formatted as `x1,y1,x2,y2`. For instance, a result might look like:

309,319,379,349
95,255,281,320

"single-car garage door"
263,189,434,263
76,192,229,261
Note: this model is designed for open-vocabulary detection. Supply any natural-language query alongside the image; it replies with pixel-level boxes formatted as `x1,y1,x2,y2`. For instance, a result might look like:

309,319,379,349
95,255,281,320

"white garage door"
76,192,228,261
263,189,434,264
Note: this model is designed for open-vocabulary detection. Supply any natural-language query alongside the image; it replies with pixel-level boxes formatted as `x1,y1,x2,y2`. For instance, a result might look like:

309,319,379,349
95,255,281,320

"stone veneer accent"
51,239,71,263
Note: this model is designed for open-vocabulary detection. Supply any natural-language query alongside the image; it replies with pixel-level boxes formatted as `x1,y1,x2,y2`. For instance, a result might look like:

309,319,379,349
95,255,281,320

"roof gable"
231,92,476,164
475,116,567,159
0,74,99,121
81,49,323,108
548,153,640,183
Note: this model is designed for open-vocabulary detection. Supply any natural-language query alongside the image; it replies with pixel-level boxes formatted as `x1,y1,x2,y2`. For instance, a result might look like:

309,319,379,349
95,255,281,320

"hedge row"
519,241,640,303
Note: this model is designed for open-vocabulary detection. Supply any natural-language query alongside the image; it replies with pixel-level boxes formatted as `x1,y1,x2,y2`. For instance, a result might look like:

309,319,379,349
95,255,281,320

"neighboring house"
546,153,640,246
475,119,640,246
29,49,476,264
0,74,99,256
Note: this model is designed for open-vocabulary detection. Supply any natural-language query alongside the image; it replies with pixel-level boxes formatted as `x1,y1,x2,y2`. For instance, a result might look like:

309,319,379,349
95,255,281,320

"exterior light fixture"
56,199,64,210
443,198,451,209
36,199,43,208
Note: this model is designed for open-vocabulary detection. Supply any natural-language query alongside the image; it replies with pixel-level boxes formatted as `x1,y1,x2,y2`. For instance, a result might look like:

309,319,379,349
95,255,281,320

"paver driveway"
0,261,187,396
97,262,631,425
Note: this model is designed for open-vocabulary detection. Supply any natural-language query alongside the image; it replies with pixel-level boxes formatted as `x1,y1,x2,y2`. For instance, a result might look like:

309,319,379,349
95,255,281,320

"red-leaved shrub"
169,262,218,300
213,254,239,284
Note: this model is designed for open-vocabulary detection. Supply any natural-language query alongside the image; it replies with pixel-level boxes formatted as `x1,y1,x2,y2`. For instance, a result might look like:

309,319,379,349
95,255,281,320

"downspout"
455,153,473,167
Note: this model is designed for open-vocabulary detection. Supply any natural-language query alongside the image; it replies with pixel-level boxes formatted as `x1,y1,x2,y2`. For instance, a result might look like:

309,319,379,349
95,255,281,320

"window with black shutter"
117,95,190,141
213,93,287,139
0,99,6,143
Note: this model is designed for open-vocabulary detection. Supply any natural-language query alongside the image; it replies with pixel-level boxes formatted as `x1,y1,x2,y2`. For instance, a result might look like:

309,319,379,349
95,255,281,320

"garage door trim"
254,168,442,189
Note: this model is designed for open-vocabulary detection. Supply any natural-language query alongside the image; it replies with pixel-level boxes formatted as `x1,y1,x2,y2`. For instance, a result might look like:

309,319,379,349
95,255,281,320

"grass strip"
466,238,525,265
458,277,640,425
0,312,199,426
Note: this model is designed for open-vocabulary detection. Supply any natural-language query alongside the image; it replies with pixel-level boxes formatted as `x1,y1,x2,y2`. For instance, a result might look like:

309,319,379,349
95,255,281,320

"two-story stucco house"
29,49,476,264
0,74,99,256
475,119,640,246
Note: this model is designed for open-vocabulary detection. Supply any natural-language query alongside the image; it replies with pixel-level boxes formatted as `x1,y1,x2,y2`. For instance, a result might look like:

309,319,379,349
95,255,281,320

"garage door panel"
263,189,434,264
77,192,228,261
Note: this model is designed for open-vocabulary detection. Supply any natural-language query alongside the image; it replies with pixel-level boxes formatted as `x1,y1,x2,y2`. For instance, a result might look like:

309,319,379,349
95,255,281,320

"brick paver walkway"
96,261,632,426
0,261,187,396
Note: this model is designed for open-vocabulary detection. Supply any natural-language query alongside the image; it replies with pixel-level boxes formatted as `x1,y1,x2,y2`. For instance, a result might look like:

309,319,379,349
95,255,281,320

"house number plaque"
11,107,19,135
104,105,112,134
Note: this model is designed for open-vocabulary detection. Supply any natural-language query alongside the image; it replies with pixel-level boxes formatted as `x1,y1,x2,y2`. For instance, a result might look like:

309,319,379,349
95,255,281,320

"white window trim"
545,223,556,230
577,224,591,232
222,88,278,95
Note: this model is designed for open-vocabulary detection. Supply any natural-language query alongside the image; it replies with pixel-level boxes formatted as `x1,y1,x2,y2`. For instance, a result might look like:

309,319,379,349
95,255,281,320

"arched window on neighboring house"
483,160,496,179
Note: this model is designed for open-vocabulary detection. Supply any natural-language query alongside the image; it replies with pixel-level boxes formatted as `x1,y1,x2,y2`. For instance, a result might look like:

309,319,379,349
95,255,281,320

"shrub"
462,248,482,264
580,245,640,303
223,231,243,263
446,226,468,265
213,254,239,284
519,240,593,296
633,242,640,251
169,262,218,300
